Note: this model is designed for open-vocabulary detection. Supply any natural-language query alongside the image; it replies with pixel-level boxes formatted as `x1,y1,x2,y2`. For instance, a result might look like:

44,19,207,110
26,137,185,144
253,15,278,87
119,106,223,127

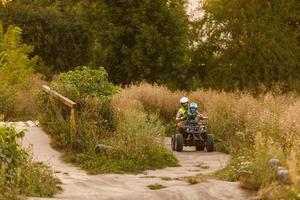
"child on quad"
188,102,208,121
173,97,213,152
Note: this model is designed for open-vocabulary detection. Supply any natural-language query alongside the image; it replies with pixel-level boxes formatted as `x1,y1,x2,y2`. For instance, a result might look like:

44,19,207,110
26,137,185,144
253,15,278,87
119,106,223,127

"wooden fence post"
42,85,78,150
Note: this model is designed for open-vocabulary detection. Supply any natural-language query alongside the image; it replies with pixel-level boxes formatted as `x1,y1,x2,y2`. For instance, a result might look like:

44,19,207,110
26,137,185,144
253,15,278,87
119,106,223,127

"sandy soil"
5,121,257,200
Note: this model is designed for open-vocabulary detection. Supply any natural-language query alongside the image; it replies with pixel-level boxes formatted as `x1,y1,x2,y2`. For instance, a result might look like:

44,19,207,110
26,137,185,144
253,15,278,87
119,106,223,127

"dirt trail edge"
17,124,256,200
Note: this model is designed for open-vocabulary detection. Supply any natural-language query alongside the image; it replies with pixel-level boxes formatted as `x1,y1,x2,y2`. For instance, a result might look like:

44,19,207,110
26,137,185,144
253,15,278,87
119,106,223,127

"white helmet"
180,97,189,104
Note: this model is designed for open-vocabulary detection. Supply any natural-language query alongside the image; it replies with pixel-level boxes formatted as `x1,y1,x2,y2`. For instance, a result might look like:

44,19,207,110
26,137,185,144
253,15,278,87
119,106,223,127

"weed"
160,177,172,181
140,176,156,179
0,126,59,199
196,162,210,169
147,184,167,190
188,178,199,185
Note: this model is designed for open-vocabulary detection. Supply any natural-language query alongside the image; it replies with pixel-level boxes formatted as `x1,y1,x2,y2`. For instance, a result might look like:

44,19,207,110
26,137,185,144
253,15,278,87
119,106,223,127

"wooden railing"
42,85,78,150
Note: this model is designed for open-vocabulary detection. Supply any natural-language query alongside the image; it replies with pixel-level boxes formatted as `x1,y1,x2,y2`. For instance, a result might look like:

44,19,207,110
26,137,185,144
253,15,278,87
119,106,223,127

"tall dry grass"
121,83,300,193
115,83,184,121
67,93,178,173
0,74,46,120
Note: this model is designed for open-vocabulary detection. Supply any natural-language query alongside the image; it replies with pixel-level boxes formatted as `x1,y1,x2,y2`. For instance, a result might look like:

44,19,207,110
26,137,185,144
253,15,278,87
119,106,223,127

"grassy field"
118,83,300,199
7,76,300,198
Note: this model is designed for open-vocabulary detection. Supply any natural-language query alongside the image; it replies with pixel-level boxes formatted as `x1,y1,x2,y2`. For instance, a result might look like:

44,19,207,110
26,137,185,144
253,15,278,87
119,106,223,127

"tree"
0,23,38,119
0,0,93,77
191,0,300,91
93,0,190,89
0,23,36,87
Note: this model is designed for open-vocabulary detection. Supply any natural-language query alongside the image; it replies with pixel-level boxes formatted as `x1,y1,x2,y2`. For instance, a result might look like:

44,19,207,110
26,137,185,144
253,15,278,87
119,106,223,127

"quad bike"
171,119,214,152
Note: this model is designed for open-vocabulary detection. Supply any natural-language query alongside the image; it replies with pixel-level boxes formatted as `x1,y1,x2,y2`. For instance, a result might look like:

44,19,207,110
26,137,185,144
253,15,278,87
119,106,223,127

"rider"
186,102,208,141
188,102,208,122
176,97,189,133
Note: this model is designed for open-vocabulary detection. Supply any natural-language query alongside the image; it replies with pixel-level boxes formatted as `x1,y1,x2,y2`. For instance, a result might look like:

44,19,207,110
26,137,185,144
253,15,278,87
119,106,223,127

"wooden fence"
42,85,78,150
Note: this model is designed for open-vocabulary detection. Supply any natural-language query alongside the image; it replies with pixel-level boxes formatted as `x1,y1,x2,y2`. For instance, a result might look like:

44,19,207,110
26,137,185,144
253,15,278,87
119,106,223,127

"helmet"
190,102,198,113
190,102,198,109
180,97,189,104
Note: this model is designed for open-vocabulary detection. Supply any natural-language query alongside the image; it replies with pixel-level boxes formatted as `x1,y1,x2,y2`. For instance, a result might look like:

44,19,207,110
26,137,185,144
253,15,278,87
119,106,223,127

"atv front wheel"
206,134,214,152
171,135,175,150
175,134,183,152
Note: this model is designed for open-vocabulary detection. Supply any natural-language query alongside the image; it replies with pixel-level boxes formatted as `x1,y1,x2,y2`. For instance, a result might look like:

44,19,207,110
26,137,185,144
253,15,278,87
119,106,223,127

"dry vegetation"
120,83,300,198
36,77,300,198
38,68,178,174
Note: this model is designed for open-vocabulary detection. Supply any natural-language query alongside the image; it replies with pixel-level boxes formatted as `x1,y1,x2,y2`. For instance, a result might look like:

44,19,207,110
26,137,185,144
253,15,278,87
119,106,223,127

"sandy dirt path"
11,123,256,200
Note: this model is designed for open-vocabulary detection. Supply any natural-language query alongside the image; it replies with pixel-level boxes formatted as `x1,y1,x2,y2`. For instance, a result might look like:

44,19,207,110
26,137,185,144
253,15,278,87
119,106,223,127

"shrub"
0,86,17,120
38,71,178,173
147,184,167,190
0,23,43,120
0,126,59,199
70,104,177,173
38,66,118,150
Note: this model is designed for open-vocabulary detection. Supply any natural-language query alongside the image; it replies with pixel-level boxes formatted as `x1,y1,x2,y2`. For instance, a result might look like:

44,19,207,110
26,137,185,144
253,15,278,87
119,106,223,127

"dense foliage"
0,0,93,77
0,126,59,199
190,0,300,92
1,0,299,92
0,0,190,89
0,22,41,120
38,67,118,149
96,0,190,89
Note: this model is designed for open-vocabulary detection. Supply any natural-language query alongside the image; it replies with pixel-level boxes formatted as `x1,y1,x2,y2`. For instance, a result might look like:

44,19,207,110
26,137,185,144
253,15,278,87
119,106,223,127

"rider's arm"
200,114,208,120
176,111,185,122
197,111,208,120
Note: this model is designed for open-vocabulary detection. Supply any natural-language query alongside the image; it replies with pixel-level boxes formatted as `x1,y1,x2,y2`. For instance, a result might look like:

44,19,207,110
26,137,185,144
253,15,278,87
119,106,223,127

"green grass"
196,162,210,169
147,184,167,190
65,149,178,174
19,161,61,197
175,173,212,185
0,127,60,200
140,176,157,178
160,176,172,181
187,178,199,185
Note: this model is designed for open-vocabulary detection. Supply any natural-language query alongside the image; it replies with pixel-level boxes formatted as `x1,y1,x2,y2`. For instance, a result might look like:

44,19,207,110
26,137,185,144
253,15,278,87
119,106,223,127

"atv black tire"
206,134,214,152
171,135,175,151
196,144,205,151
175,134,183,152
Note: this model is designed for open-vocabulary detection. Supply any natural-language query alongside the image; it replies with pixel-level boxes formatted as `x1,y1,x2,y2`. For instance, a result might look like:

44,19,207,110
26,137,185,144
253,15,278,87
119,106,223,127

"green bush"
38,66,118,150
0,87,17,120
0,23,42,120
51,66,117,102
69,102,177,173
0,126,59,199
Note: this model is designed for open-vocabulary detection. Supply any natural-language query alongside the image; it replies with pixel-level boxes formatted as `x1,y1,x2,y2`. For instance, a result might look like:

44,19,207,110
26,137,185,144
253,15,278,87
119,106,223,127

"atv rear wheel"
206,134,214,152
175,134,183,152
